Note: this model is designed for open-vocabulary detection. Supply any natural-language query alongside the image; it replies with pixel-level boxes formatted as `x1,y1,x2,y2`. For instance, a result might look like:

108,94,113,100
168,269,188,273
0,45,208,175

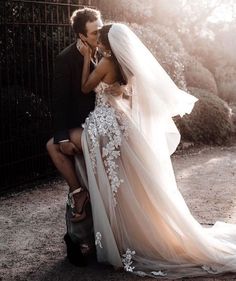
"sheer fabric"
76,23,236,279
108,23,198,155
77,82,236,279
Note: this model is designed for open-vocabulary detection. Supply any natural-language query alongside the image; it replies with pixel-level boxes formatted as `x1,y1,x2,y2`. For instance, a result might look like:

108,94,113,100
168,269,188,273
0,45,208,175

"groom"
46,7,103,266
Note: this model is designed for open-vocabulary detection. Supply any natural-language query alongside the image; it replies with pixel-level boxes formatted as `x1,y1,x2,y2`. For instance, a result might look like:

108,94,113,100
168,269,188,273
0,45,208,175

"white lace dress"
77,81,236,279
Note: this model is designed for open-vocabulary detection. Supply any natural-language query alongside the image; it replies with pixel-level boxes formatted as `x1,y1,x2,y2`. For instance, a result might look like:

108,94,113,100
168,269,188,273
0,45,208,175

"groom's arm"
52,55,71,144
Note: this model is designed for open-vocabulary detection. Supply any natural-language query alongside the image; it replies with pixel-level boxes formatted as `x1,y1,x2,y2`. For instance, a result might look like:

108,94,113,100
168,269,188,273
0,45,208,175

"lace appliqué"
85,106,124,205
122,248,136,272
85,83,129,206
95,232,103,248
202,265,219,274
135,271,167,277
122,249,167,277
116,110,129,139
150,271,167,277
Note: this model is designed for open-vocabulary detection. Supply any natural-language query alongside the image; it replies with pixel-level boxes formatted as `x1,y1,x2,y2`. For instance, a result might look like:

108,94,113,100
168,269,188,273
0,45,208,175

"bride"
72,23,236,279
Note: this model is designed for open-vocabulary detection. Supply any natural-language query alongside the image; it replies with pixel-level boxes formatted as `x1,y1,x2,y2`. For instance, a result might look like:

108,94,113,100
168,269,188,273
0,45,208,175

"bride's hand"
79,40,92,58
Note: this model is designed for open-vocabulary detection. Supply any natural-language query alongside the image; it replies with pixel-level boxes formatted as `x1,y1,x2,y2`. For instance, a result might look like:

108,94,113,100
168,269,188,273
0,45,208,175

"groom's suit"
52,42,96,143
52,42,96,265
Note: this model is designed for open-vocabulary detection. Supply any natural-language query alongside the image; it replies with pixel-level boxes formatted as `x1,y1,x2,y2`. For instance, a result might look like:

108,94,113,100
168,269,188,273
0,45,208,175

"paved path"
0,144,236,281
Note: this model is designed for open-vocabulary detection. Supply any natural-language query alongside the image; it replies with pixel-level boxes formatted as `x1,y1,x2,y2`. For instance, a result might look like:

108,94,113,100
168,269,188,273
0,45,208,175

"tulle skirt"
76,99,236,279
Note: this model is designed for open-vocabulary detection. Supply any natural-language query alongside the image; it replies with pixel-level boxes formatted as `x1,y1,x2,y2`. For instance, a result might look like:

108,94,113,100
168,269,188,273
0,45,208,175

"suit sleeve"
52,55,71,144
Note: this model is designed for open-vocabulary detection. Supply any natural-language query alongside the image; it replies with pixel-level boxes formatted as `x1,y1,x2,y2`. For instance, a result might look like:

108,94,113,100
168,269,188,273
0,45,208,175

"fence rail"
0,0,93,192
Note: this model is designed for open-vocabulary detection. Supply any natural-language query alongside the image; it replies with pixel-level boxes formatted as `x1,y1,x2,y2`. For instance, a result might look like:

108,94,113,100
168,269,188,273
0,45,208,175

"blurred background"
1,0,236,192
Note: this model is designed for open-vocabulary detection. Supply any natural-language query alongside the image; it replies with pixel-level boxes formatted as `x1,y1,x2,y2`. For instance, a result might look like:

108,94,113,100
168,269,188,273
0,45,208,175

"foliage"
1,0,75,136
0,0,77,189
128,23,187,90
2,0,236,190
229,103,236,130
184,55,218,95
175,87,233,144
1,87,51,140
95,0,153,23
215,65,236,103
1,86,51,167
100,0,236,144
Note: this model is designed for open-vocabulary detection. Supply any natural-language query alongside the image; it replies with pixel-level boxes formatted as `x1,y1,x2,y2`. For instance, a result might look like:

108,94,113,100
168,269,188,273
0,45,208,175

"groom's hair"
70,7,101,37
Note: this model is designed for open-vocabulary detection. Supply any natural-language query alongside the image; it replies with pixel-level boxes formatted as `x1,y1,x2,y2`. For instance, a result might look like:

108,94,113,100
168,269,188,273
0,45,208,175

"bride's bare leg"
46,127,87,215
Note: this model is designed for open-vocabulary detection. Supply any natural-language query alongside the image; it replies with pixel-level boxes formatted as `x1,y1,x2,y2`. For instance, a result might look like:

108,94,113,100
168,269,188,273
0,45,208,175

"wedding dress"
76,24,236,279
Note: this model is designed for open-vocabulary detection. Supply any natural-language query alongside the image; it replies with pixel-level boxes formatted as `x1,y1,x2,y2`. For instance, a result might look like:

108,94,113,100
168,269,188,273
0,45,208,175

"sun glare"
208,4,235,23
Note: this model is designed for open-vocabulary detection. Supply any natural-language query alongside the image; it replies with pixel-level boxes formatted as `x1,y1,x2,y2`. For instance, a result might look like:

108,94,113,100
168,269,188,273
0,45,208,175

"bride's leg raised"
46,137,82,190
68,127,91,222
46,127,89,218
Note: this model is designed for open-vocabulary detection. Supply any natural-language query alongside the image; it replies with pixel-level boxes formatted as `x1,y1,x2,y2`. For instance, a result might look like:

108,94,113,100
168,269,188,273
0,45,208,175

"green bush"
215,65,236,103
175,87,233,145
184,55,218,95
1,86,51,164
229,103,236,132
129,23,187,90
96,0,153,24
151,24,185,53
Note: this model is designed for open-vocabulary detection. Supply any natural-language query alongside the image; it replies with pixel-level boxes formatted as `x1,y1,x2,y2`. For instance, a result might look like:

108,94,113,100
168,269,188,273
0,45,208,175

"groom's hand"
59,141,79,156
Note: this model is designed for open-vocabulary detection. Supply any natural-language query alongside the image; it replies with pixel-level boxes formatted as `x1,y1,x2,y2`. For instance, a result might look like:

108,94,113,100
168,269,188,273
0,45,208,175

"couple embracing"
47,7,236,280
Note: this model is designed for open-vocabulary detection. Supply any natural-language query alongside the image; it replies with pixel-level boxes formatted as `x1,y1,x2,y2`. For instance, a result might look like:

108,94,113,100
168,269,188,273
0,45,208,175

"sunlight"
208,3,235,23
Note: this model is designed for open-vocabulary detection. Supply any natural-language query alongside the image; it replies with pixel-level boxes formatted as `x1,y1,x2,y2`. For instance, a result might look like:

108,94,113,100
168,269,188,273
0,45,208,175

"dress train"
76,82,236,279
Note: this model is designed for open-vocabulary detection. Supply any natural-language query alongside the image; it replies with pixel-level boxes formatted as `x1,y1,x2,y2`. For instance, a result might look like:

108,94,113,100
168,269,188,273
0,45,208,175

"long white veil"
108,23,198,155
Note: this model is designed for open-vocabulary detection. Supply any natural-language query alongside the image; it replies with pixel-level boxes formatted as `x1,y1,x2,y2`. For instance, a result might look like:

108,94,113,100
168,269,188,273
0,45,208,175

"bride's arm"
81,58,108,94
80,42,108,94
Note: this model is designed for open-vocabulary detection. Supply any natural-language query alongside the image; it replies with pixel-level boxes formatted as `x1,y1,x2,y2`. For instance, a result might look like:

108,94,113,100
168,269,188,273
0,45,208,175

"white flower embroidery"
134,271,147,277
202,265,218,274
121,248,167,277
95,232,103,248
151,271,167,277
122,248,136,272
85,83,129,206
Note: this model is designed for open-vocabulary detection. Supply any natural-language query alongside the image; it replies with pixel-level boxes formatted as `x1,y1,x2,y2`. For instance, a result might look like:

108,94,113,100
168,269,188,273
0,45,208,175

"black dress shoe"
64,233,88,267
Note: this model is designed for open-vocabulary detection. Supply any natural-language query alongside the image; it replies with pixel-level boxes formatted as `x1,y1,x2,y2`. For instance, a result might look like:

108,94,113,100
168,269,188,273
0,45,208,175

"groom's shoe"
64,233,87,267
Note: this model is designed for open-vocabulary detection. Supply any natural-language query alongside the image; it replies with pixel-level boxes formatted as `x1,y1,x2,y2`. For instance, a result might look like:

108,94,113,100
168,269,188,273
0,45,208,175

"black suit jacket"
52,42,96,144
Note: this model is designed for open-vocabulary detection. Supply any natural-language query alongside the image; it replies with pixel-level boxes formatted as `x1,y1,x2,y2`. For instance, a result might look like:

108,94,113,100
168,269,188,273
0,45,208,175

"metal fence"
0,0,94,192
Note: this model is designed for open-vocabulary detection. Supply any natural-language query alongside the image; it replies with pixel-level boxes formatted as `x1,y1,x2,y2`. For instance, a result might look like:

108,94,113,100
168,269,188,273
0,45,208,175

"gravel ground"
1,143,236,281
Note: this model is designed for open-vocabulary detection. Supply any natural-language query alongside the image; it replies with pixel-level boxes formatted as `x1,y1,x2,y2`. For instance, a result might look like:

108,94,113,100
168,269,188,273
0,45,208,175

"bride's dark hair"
99,24,127,85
